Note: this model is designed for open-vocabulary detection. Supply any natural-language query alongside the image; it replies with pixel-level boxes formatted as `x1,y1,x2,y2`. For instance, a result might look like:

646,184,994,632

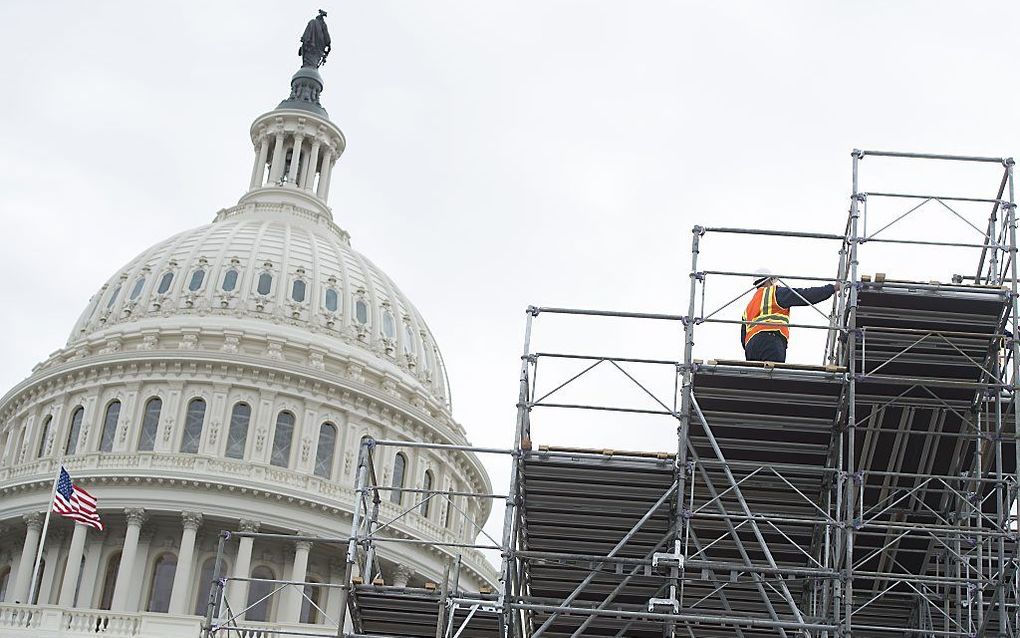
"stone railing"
0,604,37,629
0,605,201,637
63,609,141,635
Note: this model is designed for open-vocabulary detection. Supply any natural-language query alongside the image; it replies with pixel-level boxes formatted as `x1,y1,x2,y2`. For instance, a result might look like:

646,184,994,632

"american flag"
53,467,103,531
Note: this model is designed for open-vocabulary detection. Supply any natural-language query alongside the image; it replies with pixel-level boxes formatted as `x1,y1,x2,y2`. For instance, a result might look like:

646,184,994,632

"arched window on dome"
299,579,323,624
66,407,84,455
188,268,206,292
257,272,273,296
146,553,177,612
225,402,251,460
98,551,120,610
420,343,431,374
106,285,122,309
404,324,415,355
138,397,161,452
355,299,369,325
314,422,337,479
129,276,146,300
180,398,206,454
382,311,396,339
99,400,121,453
270,411,295,467
194,557,229,616
157,271,174,294
221,268,239,292
246,566,276,621
292,279,306,303
421,469,434,516
324,287,339,312
391,452,407,504
37,415,52,458
444,482,457,529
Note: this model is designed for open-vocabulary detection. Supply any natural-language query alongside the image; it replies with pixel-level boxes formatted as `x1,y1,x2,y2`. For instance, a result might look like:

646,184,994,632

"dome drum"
0,353,495,589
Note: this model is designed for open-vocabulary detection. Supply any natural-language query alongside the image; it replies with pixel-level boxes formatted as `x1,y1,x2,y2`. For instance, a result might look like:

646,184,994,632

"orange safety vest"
742,285,791,346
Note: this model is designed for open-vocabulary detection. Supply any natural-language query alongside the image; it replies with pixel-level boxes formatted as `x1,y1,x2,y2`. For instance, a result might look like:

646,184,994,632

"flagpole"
27,462,62,606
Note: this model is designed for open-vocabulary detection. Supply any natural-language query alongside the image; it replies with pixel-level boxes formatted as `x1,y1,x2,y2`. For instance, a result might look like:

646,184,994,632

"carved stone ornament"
125,508,148,527
182,511,204,531
222,335,241,353
23,512,44,530
308,351,325,370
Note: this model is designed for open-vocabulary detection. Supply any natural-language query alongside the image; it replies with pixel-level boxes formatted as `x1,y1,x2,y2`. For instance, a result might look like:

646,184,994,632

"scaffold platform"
349,585,499,638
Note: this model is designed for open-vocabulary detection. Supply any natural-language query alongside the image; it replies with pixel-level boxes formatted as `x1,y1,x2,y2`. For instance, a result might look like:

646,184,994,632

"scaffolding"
204,149,1020,638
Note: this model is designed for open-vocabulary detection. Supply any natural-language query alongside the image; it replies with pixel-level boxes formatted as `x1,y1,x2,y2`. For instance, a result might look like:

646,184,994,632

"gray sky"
1,2,1016,545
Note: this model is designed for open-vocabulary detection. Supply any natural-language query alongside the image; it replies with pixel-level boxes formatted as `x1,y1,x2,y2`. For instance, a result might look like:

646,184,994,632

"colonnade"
250,129,336,199
4,509,345,625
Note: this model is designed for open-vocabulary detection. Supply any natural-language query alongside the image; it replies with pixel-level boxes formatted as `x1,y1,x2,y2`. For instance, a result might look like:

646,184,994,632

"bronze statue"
299,10,331,68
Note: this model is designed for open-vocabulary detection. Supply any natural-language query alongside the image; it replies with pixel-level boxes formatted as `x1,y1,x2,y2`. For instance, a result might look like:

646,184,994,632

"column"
75,537,103,610
286,134,304,185
301,140,321,190
279,539,311,623
11,513,42,603
111,508,146,611
168,511,203,614
58,523,89,606
249,136,270,189
323,560,344,626
226,519,260,620
37,530,64,605
315,149,333,199
267,132,287,183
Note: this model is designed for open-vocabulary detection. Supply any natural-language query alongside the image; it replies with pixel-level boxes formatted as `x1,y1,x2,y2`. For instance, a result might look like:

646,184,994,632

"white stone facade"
0,45,495,638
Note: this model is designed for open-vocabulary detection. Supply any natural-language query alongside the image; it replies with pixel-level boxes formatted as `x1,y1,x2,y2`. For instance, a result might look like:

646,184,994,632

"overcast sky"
1,2,1017,547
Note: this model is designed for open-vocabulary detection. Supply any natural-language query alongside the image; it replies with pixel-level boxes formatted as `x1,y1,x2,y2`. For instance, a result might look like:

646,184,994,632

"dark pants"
744,331,788,363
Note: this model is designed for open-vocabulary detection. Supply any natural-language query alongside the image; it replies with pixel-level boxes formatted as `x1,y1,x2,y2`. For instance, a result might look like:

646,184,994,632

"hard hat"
752,267,774,287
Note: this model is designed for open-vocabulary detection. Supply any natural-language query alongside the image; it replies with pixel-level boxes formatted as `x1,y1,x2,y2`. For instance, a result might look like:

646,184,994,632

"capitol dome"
67,202,452,411
0,20,494,638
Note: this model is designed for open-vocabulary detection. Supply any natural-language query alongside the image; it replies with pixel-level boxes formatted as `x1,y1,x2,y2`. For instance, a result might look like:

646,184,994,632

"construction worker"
742,268,841,363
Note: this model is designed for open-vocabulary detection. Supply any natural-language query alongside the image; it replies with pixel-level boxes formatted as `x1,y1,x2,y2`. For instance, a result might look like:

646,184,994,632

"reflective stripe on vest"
742,285,791,346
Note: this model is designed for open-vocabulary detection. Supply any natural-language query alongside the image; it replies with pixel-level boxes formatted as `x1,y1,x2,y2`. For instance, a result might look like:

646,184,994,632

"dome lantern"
240,11,345,220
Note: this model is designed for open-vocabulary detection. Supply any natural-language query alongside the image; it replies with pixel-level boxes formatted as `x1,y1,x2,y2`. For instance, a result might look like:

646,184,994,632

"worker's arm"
775,284,836,308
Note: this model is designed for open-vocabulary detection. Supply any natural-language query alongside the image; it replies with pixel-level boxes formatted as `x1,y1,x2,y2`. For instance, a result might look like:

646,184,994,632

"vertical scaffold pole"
1005,158,1020,634
844,149,863,637
498,308,536,638
202,531,228,638
337,436,372,637
675,226,703,616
